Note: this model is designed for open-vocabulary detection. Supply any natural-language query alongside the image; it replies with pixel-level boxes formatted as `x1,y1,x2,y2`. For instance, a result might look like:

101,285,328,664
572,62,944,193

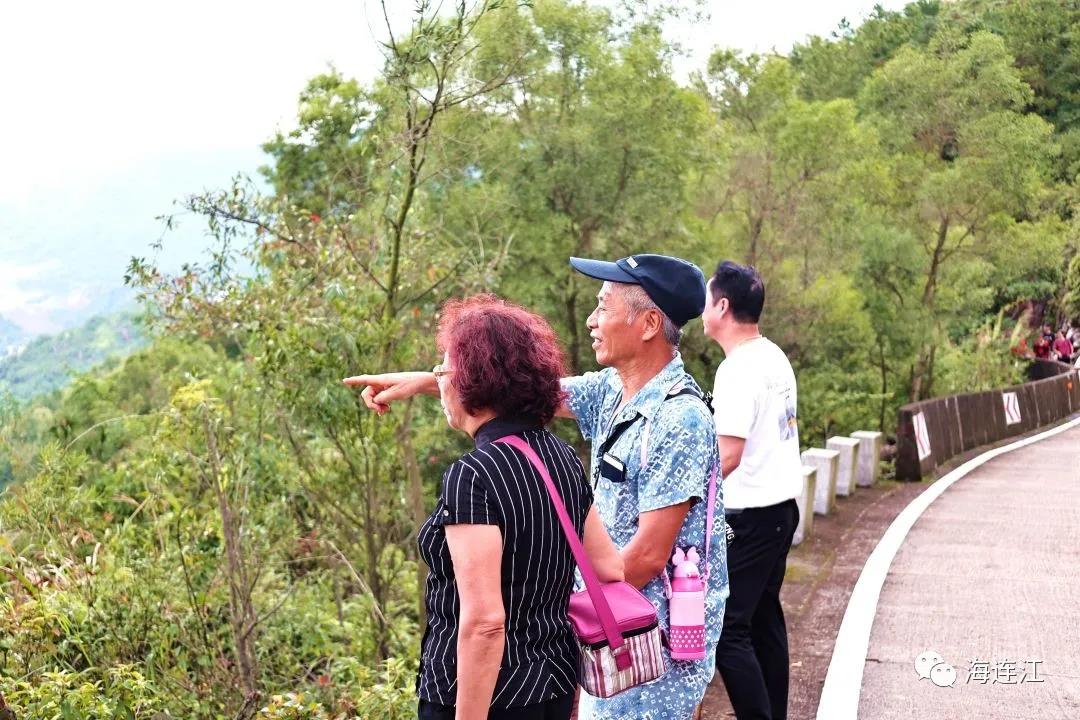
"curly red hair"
436,294,567,424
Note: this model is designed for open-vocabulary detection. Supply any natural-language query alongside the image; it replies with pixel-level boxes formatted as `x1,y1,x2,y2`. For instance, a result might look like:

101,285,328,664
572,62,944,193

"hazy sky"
0,0,910,203
0,0,907,333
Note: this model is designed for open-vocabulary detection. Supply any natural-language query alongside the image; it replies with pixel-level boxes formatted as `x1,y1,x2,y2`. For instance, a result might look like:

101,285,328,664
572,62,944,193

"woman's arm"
342,371,438,414
345,371,582,420
445,524,505,720
583,505,624,583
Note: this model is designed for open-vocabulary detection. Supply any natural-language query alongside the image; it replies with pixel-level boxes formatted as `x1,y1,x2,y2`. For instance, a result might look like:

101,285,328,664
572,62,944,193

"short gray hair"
620,284,682,347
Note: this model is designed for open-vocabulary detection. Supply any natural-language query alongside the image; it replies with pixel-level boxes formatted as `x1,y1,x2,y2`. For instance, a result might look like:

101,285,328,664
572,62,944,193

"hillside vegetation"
0,312,144,402
1,1,1078,718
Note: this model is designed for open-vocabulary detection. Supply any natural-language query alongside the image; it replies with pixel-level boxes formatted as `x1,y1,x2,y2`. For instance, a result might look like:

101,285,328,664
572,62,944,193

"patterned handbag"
495,436,666,698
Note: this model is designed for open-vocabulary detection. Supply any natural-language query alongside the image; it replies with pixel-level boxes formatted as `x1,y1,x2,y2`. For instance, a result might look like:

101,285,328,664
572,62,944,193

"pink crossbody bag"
494,435,665,698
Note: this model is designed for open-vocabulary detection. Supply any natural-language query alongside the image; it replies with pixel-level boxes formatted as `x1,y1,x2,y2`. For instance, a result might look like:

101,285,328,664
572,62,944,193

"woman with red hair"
350,295,623,720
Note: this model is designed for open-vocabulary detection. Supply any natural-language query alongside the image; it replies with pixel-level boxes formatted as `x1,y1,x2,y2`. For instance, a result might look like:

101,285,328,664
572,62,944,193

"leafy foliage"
2,0,1078,717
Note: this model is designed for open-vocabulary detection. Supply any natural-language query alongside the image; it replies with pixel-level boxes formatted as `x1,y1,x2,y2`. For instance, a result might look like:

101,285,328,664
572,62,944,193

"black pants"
418,693,573,720
715,498,799,720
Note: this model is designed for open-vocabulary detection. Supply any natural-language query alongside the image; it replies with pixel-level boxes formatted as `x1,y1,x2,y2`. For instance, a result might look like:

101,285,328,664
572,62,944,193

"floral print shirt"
564,354,729,719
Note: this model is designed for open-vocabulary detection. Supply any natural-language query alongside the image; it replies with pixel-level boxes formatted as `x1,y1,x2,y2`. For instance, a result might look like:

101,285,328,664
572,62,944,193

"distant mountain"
0,146,267,402
0,315,27,358
0,145,266,337
40,286,137,335
0,312,146,401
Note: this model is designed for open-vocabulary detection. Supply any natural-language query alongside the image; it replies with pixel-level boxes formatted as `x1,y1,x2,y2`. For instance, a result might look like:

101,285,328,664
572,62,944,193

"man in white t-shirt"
702,261,801,720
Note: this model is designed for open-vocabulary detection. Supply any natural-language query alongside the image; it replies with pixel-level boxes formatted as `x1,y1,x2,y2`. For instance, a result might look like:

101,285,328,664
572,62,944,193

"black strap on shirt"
592,383,713,485
596,412,643,461
670,385,713,414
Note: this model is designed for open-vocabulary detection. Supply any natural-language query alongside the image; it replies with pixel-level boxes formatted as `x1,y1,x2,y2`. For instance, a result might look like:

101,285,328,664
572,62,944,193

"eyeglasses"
433,364,455,379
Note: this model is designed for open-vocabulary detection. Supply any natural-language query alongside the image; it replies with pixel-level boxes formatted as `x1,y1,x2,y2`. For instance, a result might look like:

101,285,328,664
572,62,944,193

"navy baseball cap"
569,254,707,327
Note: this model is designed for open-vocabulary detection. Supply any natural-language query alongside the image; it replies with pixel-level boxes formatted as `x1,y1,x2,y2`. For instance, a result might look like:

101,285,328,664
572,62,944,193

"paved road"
859,423,1080,719
701,477,930,719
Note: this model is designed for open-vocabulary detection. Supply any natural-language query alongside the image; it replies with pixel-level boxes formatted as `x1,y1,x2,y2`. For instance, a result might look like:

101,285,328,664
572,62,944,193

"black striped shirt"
416,417,592,709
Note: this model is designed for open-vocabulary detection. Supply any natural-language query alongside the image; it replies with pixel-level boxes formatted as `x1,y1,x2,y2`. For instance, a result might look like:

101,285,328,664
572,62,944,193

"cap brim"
569,257,637,284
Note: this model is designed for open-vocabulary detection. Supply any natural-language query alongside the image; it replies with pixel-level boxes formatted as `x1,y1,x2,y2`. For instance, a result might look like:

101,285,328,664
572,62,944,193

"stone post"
851,430,884,488
802,448,839,515
826,436,860,496
794,465,816,546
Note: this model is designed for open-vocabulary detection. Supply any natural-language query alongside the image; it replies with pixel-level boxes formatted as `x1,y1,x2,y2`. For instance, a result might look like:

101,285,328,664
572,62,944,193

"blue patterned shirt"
563,354,729,720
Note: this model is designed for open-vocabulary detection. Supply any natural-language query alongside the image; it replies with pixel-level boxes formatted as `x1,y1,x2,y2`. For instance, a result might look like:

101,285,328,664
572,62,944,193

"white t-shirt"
712,337,802,510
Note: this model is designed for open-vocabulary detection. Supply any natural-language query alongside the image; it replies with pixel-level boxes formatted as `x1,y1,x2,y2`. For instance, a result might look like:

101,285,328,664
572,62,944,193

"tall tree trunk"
748,213,764,266
374,131,423,652
911,217,950,402
564,225,596,375
910,346,929,402
397,399,428,629
383,129,423,323
204,418,260,711
877,336,888,431
362,449,390,662
922,216,949,307
910,340,941,402
924,343,937,398
565,272,583,375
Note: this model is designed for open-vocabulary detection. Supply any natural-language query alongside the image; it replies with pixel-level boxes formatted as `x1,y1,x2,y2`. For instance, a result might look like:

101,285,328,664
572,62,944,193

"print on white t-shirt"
777,382,797,441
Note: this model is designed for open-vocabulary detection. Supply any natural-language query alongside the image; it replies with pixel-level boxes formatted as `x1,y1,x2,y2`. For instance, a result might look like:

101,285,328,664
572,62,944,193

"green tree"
790,1,945,102
693,50,884,438
472,1,712,372
1064,248,1080,320
859,30,1058,399
986,0,1080,177
6,2,1080,718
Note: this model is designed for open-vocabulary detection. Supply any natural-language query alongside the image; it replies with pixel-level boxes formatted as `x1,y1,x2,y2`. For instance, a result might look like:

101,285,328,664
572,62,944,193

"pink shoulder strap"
493,435,631,670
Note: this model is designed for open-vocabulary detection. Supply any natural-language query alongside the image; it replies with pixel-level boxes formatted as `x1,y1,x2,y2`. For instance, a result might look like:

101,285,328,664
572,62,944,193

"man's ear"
640,308,663,342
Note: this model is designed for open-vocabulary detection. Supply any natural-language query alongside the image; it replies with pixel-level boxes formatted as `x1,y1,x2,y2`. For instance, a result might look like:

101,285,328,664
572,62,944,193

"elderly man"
559,254,727,720
347,254,727,720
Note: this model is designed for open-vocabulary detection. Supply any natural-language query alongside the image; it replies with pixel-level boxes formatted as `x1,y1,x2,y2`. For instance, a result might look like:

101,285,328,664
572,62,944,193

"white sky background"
0,0,907,333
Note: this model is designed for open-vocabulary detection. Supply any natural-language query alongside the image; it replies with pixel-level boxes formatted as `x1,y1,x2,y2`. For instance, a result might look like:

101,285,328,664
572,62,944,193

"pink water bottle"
668,547,706,660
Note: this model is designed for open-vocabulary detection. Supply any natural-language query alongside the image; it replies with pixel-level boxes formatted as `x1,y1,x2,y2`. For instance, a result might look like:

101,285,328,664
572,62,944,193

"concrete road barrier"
802,448,839,515
827,436,860,496
794,465,816,545
851,430,883,487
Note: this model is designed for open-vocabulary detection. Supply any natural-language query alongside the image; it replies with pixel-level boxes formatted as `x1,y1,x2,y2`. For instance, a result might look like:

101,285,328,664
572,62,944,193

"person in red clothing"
1053,331,1073,363
1033,333,1051,359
